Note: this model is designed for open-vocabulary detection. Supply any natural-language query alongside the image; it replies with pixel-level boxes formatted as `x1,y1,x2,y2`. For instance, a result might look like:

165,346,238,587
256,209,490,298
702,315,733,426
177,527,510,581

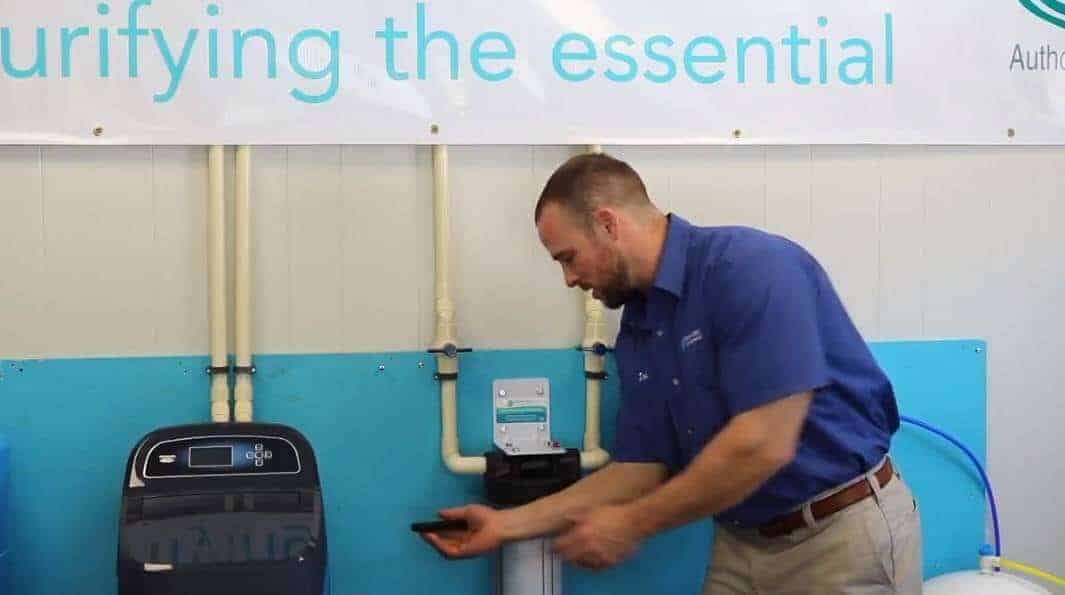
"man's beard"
597,254,637,309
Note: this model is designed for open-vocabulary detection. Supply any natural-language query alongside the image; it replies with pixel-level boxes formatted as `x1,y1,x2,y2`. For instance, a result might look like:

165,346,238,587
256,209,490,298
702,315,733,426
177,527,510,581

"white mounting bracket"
493,378,565,457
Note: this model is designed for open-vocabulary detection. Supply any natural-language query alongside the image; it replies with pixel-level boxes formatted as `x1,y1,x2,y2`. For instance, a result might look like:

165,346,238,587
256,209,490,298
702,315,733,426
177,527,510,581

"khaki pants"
704,461,923,594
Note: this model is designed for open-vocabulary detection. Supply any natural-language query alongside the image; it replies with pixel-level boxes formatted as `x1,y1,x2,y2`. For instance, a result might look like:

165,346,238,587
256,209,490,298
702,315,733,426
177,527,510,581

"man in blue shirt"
423,153,923,593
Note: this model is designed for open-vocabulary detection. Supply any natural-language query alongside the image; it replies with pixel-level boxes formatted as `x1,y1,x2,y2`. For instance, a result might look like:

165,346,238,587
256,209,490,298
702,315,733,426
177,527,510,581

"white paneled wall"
0,147,44,355
1,144,1062,573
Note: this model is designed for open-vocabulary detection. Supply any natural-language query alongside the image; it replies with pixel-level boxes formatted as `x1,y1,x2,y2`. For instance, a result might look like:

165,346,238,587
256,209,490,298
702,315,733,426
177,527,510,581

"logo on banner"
1012,0,1065,72
1019,0,1065,29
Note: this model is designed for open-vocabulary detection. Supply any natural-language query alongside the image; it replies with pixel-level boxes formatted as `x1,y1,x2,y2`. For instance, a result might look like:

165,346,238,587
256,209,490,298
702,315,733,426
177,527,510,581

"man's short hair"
534,153,650,228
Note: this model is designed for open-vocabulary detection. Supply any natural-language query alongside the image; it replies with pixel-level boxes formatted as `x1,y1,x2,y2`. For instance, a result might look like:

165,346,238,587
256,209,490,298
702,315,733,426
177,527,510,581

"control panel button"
249,445,274,468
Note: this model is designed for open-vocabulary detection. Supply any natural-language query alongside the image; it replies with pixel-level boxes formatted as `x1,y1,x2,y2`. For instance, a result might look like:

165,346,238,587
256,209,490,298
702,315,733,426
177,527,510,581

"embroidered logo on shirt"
637,371,650,383
681,329,704,351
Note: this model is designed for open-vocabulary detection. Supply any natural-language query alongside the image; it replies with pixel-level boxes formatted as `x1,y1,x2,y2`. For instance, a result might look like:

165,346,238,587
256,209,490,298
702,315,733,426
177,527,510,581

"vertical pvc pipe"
432,145,485,475
208,145,231,423
580,144,609,469
233,145,254,422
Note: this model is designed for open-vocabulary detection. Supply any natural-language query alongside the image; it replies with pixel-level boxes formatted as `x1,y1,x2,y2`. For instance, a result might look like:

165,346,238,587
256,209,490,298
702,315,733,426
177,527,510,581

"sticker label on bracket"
496,406,547,424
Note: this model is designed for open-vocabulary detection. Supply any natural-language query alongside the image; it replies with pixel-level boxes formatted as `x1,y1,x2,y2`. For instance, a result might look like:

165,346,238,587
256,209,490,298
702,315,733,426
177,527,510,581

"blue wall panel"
0,340,986,594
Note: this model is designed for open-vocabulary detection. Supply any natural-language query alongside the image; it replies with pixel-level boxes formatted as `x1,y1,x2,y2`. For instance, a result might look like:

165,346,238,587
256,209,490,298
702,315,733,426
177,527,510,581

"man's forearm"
627,392,811,538
501,461,667,541
627,430,786,537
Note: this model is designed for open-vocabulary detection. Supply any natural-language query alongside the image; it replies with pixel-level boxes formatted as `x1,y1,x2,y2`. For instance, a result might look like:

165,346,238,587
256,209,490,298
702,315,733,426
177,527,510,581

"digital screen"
188,445,233,468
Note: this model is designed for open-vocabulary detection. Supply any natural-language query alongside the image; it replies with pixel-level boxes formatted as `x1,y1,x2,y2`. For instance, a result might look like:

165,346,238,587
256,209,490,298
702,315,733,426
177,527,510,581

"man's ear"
592,207,619,241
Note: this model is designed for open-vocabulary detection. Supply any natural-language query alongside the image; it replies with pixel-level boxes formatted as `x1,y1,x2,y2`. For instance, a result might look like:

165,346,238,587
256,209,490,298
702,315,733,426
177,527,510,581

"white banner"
1,1,1065,144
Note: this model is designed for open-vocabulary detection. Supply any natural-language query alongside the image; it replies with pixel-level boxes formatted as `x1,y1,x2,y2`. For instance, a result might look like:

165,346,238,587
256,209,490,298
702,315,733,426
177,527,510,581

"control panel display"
188,446,233,468
144,435,300,478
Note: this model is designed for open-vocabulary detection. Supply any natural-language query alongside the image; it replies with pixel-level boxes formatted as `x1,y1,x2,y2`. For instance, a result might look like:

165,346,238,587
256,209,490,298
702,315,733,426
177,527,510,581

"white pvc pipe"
233,145,253,423
441,379,485,474
432,145,486,475
580,291,610,470
207,145,231,423
580,144,610,470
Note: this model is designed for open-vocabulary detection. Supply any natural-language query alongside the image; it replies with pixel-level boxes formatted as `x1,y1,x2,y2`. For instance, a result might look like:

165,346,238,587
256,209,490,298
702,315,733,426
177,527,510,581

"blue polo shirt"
612,214,899,527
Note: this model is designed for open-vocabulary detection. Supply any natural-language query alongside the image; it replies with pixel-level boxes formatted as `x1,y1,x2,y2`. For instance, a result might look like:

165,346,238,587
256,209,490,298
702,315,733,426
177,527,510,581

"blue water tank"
0,434,8,595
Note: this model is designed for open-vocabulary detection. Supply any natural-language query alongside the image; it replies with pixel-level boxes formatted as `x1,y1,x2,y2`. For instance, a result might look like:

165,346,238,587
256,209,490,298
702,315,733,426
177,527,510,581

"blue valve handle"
426,343,473,358
576,342,613,356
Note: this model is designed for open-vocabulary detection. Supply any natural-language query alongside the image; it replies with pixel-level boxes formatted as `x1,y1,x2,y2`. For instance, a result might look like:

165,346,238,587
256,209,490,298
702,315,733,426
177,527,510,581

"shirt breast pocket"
616,331,658,403
683,340,718,392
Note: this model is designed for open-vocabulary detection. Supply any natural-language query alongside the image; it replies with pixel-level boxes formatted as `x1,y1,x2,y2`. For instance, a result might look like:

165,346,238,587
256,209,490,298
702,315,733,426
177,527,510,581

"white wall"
1,144,1062,574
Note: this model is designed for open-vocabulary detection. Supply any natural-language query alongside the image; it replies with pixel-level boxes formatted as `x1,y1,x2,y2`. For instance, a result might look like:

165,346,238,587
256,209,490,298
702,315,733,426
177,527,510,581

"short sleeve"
710,240,830,415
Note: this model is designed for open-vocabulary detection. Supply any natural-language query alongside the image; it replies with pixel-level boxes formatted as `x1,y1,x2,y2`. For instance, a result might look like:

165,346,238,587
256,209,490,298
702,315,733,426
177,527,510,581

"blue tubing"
900,415,1001,556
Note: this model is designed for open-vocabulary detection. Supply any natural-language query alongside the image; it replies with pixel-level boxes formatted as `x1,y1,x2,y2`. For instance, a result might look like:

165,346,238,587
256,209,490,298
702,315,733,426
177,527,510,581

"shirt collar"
651,213,692,299
619,214,692,331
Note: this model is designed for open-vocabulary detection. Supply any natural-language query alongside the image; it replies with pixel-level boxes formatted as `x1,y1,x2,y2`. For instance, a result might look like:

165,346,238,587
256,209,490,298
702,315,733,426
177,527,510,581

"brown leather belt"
758,458,895,538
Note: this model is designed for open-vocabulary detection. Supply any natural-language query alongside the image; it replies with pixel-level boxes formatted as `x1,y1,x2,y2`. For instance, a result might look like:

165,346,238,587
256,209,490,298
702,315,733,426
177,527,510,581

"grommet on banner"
1007,128,1016,139
93,126,104,137
430,124,440,134
732,128,743,139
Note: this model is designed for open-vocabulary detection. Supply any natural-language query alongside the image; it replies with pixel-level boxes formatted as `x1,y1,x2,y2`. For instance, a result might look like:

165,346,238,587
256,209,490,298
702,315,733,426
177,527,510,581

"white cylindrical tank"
498,538,562,595
924,570,1052,594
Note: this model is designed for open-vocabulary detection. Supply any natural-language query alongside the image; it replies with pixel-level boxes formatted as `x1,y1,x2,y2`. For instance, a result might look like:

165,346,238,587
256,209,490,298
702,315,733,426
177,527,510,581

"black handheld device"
410,519,469,533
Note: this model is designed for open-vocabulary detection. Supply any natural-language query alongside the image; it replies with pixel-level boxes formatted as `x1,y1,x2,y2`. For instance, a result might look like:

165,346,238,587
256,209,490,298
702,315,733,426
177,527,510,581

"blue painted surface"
875,340,988,576
0,340,985,594
1,432,8,595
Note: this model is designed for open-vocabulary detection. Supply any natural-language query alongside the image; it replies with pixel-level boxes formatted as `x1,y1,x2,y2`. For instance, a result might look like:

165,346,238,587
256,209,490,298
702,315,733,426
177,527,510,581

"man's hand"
421,504,511,559
552,504,648,571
